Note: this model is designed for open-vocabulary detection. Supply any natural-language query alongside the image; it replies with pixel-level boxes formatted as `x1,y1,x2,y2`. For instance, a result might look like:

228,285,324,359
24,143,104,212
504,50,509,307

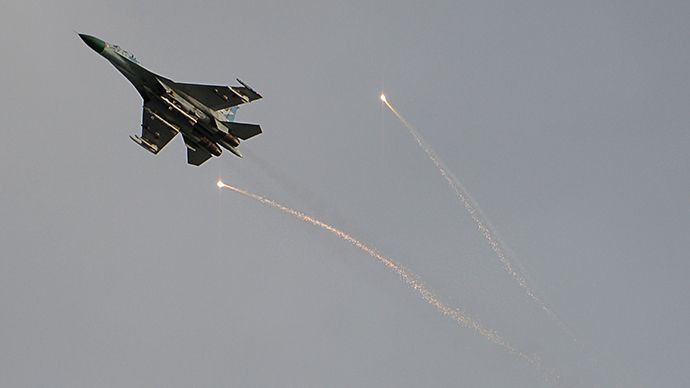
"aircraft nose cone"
79,33,106,53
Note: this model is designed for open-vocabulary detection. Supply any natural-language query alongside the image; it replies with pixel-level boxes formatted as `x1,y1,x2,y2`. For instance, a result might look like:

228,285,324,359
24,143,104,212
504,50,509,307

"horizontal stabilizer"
224,121,262,140
182,134,213,166
186,146,212,166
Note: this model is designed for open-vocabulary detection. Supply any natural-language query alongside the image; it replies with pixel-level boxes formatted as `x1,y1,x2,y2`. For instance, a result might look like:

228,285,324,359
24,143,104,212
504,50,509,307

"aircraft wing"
134,103,179,154
173,79,262,110
182,134,213,166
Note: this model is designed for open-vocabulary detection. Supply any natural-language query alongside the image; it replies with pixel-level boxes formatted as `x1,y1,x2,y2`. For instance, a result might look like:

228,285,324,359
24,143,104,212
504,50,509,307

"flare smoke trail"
380,94,574,341
218,181,557,382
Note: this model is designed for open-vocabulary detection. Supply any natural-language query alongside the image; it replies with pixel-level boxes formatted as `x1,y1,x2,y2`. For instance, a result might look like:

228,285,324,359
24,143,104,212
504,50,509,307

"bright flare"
217,181,555,381
217,180,224,188
381,94,576,342
380,93,387,103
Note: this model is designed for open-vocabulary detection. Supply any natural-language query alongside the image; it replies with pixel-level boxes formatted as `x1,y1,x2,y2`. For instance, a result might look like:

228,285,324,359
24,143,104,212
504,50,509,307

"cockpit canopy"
111,44,139,64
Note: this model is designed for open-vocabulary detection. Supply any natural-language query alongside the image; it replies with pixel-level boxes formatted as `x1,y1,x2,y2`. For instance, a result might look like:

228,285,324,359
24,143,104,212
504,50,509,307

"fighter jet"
79,33,262,166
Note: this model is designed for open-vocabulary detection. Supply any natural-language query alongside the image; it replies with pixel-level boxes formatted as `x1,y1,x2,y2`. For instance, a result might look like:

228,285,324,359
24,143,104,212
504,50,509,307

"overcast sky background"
1,1,689,387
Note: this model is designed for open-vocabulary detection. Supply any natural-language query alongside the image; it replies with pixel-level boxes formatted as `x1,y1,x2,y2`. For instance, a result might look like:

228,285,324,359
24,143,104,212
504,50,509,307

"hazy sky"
2,1,689,387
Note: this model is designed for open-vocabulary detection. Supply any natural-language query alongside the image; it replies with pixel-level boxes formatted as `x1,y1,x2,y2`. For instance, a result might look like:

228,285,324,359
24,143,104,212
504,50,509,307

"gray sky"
2,1,689,387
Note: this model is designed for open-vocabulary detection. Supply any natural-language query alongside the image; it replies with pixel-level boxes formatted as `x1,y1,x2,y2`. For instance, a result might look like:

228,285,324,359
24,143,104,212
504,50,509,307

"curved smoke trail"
218,181,558,383
381,96,574,341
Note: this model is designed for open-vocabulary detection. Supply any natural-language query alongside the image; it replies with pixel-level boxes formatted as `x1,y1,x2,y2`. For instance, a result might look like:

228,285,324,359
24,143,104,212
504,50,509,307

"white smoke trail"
381,96,575,341
218,181,558,383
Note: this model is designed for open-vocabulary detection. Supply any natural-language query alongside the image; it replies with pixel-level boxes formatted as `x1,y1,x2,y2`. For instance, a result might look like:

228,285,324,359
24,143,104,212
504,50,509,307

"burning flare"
217,181,556,381
380,93,575,342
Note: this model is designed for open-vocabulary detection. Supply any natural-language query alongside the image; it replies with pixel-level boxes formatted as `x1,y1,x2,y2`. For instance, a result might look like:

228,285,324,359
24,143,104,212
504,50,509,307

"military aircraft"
79,33,262,166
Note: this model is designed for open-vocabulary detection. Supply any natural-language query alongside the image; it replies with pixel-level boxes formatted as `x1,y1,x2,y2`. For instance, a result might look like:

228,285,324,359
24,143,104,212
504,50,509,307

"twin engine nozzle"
197,137,222,157
219,132,240,148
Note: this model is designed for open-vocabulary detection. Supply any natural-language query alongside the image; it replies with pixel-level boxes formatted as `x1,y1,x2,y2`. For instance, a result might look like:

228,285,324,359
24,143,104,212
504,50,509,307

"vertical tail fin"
217,106,239,122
